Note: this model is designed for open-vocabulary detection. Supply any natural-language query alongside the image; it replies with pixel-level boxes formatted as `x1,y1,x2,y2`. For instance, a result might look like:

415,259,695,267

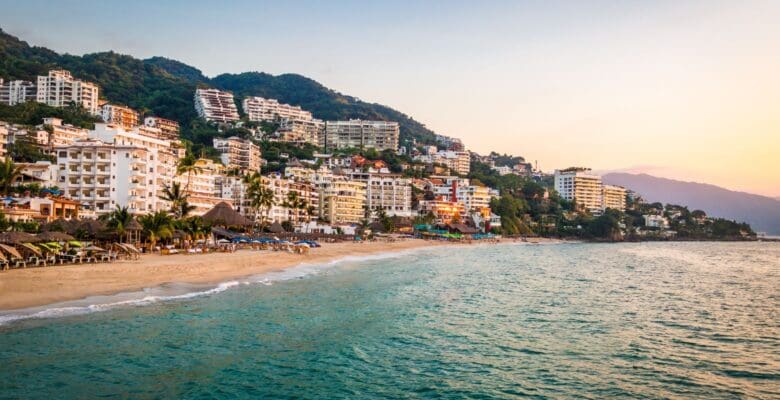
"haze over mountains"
603,173,780,235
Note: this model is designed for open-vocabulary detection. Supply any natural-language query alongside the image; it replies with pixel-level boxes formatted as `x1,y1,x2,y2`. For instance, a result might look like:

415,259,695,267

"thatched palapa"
202,202,252,226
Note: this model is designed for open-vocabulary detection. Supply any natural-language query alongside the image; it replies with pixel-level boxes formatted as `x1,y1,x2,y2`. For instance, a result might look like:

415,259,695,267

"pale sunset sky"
1,0,778,196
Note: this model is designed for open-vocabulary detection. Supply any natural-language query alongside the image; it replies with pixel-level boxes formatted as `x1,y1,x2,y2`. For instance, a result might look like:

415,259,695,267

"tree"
160,182,195,219
0,157,23,196
244,173,275,230
176,154,203,191
106,205,132,242
282,191,308,227
138,211,175,250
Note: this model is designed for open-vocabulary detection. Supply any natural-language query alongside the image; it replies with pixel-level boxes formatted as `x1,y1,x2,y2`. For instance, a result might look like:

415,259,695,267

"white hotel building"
36,70,100,115
194,88,240,123
342,169,413,218
56,123,185,215
324,120,399,151
0,79,37,106
554,168,626,213
242,96,314,122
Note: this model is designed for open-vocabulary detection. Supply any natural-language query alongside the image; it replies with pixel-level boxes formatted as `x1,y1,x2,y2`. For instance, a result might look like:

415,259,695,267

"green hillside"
0,28,438,146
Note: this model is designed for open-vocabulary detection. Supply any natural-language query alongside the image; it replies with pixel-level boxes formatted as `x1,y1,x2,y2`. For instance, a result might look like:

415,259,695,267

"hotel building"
602,185,627,211
144,117,180,141
554,168,607,213
342,169,413,218
242,96,314,122
102,104,140,128
276,118,325,146
36,70,100,115
264,173,319,224
56,123,185,215
213,137,262,172
415,151,470,175
0,79,36,105
174,158,226,216
324,120,399,151
319,177,367,224
41,118,89,151
194,88,240,123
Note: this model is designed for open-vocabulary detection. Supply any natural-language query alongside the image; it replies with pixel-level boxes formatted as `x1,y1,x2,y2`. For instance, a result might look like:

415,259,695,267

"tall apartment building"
194,88,240,123
36,70,100,115
319,176,367,224
602,185,627,211
56,139,162,215
276,118,325,146
174,158,226,216
213,136,261,172
102,104,139,128
0,122,9,158
264,174,319,224
242,96,313,122
415,151,470,175
144,117,180,141
342,169,413,218
324,120,399,151
554,168,605,214
0,79,36,105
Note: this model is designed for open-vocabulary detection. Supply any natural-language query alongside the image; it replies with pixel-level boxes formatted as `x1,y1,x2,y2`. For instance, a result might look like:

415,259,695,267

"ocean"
0,242,778,399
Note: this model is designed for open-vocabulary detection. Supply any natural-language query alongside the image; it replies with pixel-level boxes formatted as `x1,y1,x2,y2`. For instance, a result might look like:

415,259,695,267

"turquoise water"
1,242,778,399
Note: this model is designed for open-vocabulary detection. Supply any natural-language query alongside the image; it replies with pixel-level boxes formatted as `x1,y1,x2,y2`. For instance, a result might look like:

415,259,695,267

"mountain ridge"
602,172,780,235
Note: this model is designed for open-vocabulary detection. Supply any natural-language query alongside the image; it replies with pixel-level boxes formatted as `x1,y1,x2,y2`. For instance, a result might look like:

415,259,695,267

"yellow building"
320,178,366,224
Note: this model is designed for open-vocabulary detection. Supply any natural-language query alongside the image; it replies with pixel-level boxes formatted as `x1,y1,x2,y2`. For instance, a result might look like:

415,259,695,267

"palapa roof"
268,222,286,234
0,231,41,244
448,223,479,234
202,202,253,226
125,219,142,231
37,231,75,241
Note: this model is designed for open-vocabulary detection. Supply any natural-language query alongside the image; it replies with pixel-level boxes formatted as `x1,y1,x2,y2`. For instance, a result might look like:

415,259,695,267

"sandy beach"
0,239,448,310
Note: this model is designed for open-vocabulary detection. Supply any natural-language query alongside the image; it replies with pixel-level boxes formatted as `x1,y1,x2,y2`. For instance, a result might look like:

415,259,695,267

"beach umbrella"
20,242,42,256
0,243,23,259
0,231,41,244
84,245,105,252
37,231,75,242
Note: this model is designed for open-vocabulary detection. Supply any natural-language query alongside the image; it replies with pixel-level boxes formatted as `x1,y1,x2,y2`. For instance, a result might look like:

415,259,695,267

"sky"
1,0,779,197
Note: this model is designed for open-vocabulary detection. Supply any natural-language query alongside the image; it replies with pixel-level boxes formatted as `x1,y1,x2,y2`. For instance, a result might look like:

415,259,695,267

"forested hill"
0,28,438,145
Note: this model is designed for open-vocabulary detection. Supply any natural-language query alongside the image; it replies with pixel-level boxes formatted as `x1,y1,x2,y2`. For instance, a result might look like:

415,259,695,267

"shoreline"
0,239,453,311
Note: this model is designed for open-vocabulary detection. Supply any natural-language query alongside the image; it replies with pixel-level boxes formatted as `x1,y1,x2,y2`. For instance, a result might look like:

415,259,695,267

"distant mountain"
603,173,780,235
0,28,438,146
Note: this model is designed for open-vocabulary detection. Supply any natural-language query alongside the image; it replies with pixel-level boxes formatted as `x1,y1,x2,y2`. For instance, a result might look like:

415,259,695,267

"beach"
0,239,448,310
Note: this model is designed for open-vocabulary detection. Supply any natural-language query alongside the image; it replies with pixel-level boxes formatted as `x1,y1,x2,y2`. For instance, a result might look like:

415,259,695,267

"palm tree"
107,205,132,242
160,182,195,219
0,157,23,196
244,173,275,231
176,154,203,191
138,211,174,251
282,191,308,227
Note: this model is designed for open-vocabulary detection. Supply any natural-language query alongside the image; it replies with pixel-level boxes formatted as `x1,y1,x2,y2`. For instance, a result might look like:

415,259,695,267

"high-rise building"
554,168,605,214
276,118,325,146
36,70,100,115
415,150,470,175
56,139,163,215
213,136,262,172
102,104,139,128
324,120,399,151
0,79,36,105
342,169,413,218
194,88,240,123
602,185,627,211
263,174,319,224
319,177,366,224
242,96,313,122
143,117,180,141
